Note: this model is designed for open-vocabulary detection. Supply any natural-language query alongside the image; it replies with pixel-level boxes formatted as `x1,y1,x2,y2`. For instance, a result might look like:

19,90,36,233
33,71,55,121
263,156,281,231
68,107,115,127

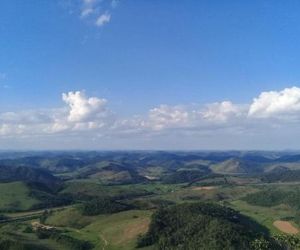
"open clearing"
273,220,299,234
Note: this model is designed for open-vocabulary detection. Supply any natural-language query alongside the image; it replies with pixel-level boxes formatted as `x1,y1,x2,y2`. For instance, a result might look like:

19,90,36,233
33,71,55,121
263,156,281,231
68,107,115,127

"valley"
1,151,300,249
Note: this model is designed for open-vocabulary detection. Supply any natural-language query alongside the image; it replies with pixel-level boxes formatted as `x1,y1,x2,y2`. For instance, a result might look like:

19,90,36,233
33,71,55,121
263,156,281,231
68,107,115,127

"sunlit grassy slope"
46,208,153,250
0,181,39,212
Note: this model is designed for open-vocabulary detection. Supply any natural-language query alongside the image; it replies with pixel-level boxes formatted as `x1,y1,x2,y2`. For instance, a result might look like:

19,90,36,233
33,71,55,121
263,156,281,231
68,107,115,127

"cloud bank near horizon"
1,86,300,149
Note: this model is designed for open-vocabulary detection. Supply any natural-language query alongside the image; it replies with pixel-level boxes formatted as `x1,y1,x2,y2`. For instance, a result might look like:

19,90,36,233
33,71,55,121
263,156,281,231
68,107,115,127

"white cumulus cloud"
147,105,190,130
1,86,300,149
62,91,107,122
248,86,300,118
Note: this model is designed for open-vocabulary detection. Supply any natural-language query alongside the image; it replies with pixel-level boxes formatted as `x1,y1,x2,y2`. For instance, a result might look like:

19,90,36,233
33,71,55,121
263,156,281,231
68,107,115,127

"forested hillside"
1,151,300,249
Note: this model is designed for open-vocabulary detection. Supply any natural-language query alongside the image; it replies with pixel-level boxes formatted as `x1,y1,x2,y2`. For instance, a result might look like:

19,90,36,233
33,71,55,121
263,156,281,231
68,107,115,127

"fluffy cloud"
1,86,300,149
138,101,245,132
62,91,107,122
249,87,300,118
201,101,243,122
95,12,111,26
50,91,112,134
0,91,112,136
147,105,190,130
0,124,25,136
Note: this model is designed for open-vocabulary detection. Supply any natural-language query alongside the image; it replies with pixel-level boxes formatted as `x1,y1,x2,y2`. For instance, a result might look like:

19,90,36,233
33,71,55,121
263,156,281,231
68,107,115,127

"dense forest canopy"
138,202,275,250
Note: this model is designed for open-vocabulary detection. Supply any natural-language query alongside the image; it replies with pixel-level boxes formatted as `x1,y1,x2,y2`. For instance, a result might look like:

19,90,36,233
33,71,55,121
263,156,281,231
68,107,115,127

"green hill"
210,158,262,174
0,182,39,212
138,202,274,249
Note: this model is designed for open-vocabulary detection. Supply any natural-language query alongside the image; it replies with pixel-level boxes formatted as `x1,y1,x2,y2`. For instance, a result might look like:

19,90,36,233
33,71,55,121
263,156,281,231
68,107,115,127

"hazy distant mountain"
210,158,262,174
0,165,61,188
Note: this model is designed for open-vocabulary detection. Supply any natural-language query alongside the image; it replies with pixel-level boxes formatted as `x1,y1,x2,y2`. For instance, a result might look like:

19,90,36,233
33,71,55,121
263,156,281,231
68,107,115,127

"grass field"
0,181,39,212
45,208,153,250
230,198,299,235
158,184,259,203
1,208,153,250
3,178,300,249
45,206,95,229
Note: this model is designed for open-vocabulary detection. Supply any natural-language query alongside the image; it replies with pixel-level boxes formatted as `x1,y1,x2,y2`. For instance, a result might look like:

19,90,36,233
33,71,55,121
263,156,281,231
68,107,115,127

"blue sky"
1,0,300,149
